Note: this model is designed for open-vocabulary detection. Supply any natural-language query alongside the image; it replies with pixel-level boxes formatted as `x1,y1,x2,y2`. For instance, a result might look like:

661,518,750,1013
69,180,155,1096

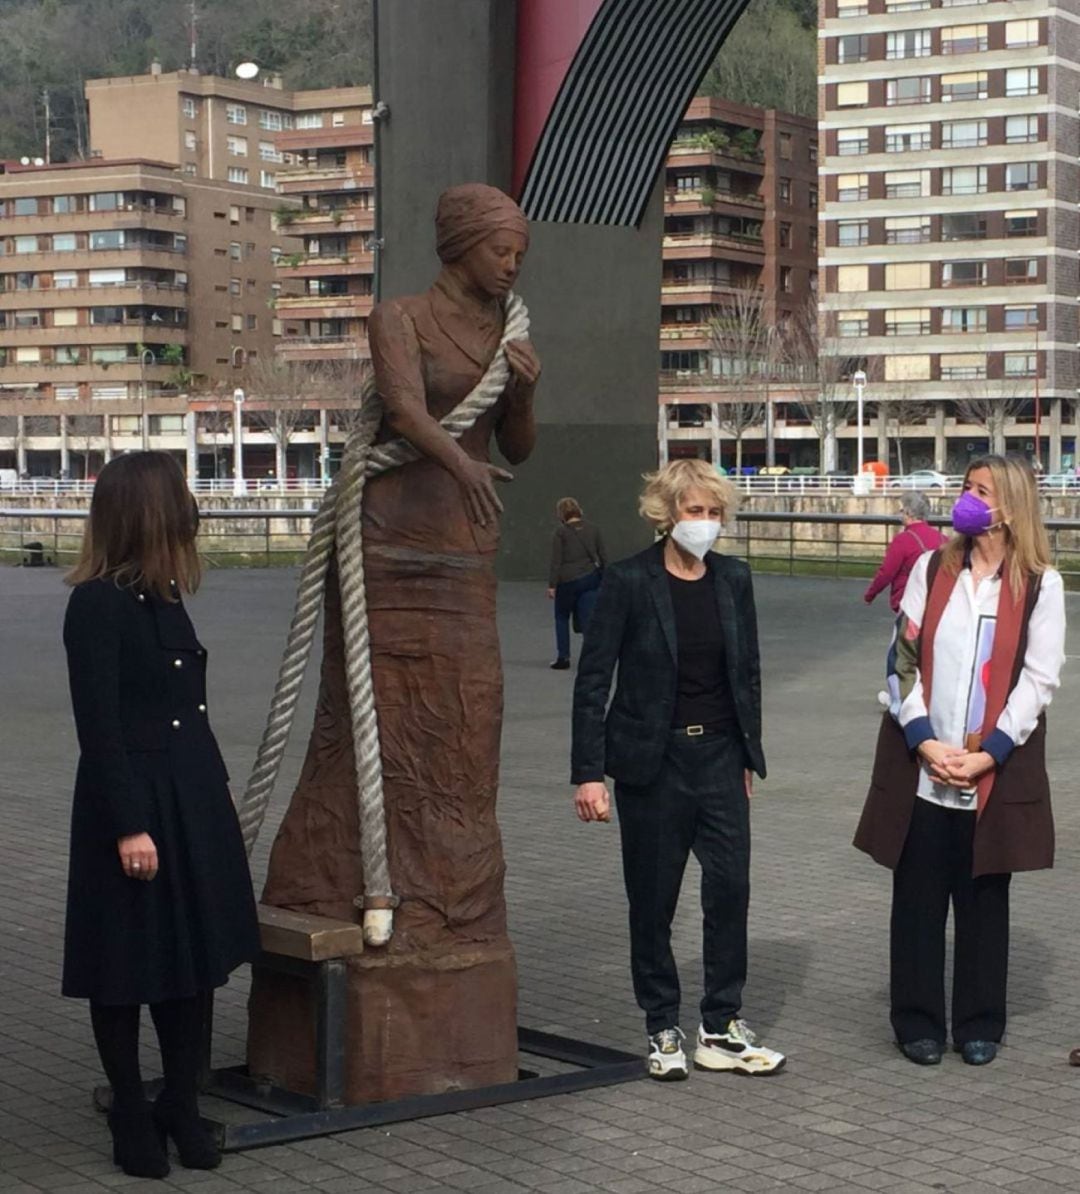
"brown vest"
853,555,1053,878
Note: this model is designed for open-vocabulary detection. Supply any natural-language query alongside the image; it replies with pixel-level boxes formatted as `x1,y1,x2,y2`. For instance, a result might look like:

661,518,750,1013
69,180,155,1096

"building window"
14,347,41,363
835,32,868,61
227,135,248,156
259,110,284,131
884,354,931,381
837,219,869,246
229,241,242,260
260,171,277,189
836,81,869,107
883,216,929,245
259,141,281,162
52,195,74,214
885,169,930,199
231,314,243,333
12,196,38,216
13,310,41,328
886,0,930,11
1004,305,1038,330
837,127,869,155
184,130,197,151
886,77,932,106
14,235,39,253
229,205,241,224
779,177,791,202
941,24,988,53
1004,353,1037,377
942,260,986,286
885,262,931,290
941,166,987,196
941,307,987,334
183,163,197,177
809,227,818,252
1006,68,1040,97
886,29,930,59
941,120,987,149
1005,257,1038,284
1004,210,1038,237
1005,19,1040,48
332,111,346,127
229,278,241,296
296,112,324,129
52,233,77,251
779,222,792,249
940,353,986,380
779,266,792,292
182,96,197,118
809,185,818,209
227,167,249,185
1005,163,1039,192
53,271,77,288
836,265,869,293
885,308,932,336
226,104,247,125
837,310,869,336
809,141,818,164
836,0,869,16
247,313,258,330
941,0,988,6
941,72,987,103
885,123,931,152
942,212,987,241
837,173,868,202
1005,115,1040,144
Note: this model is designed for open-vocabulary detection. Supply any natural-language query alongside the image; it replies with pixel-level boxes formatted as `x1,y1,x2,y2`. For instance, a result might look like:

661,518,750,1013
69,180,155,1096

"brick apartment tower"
819,0,1079,472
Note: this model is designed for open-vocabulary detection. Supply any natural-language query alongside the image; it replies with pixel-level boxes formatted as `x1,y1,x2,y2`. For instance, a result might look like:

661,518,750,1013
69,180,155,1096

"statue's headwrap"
435,183,530,264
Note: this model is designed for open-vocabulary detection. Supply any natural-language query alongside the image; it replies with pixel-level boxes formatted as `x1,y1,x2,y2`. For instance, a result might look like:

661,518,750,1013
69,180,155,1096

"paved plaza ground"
4,564,1080,1194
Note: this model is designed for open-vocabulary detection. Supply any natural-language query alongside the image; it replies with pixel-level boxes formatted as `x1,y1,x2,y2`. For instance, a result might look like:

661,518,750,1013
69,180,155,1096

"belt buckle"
686,724,705,737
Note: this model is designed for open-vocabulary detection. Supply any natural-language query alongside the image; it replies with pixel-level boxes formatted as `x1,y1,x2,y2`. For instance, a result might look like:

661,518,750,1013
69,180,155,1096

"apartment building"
820,0,1078,471
660,98,819,469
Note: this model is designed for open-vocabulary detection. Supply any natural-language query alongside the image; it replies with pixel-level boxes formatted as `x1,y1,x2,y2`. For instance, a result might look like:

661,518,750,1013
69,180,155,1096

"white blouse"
898,552,1066,810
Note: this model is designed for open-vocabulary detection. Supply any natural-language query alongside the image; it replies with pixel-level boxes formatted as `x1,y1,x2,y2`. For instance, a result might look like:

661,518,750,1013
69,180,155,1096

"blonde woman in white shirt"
855,455,1065,1067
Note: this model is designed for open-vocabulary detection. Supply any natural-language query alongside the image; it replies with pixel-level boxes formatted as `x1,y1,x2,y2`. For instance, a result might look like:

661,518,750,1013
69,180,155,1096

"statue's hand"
505,339,541,390
455,458,513,528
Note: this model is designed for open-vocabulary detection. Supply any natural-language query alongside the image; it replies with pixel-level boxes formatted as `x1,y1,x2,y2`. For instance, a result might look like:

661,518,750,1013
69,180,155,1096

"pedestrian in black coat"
571,459,784,1082
63,452,259,1179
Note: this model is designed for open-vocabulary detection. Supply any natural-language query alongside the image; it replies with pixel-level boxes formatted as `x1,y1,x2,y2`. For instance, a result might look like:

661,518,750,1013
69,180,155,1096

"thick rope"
236,293,530,940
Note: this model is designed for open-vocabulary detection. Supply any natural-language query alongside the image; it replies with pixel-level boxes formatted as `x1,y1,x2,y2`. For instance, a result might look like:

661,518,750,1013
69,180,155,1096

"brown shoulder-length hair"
940,453,1050,598
67,451,201,601
556,497,583,523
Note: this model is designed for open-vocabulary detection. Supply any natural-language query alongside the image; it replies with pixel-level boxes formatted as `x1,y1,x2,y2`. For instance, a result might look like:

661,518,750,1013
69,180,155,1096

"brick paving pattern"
2,565,1080,1193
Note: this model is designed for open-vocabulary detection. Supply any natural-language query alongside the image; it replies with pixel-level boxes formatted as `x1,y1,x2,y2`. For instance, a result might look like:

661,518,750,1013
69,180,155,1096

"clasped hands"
917,739,995,788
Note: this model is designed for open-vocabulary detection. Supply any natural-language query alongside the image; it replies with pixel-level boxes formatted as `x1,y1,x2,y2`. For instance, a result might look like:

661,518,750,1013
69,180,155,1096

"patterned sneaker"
694,1019,786,1076
646,1027,689,1081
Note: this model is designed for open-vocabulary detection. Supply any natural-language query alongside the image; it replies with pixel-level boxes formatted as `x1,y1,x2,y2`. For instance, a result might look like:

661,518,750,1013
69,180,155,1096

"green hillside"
0,0,814,163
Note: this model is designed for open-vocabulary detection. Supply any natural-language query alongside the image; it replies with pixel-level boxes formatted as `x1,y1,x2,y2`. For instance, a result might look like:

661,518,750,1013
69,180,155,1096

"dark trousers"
615,730,749,1035
554,570,601,661
890,797,1011,1046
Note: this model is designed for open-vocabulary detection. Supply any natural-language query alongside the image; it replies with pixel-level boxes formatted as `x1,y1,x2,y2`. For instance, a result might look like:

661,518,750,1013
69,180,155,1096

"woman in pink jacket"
865,493,946,613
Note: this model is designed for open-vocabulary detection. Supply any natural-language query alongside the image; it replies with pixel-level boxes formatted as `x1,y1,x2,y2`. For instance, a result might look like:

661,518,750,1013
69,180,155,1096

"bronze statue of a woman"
248,185,540,1103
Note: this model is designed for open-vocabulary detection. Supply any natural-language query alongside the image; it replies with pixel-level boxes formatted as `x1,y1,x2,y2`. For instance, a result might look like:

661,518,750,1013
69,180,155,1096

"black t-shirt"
668,572,737,728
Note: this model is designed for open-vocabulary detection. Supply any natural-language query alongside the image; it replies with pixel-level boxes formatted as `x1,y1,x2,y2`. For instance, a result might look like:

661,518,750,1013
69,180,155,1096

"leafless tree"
708,285,773,474
877,382,933,475
242,354,320,480
955,367,1027,458
67,415,103,480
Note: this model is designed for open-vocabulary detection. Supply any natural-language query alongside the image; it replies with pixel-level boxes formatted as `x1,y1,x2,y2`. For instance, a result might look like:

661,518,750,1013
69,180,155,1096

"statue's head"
435,183,529,300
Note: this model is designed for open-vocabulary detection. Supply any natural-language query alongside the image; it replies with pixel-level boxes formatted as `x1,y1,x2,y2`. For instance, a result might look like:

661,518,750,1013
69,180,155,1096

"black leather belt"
672,721,737,737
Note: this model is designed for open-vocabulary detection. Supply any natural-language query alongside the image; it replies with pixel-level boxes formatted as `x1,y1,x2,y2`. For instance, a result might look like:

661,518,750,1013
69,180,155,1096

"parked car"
890,469,949,491
1039,472,1080,493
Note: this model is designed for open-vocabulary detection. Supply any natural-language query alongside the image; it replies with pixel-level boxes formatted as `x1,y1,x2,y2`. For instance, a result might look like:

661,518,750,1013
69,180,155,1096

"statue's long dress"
247,277,518,1103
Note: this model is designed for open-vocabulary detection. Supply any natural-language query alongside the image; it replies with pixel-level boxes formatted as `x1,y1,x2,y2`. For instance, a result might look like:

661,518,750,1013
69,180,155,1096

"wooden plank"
256,904,365,962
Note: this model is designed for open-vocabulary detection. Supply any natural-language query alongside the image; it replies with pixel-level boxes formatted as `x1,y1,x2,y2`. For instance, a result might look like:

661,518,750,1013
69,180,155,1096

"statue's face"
457,229,528,299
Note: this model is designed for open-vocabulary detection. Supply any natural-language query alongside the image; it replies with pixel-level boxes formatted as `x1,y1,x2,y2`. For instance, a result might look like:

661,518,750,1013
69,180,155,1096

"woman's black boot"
108,1102,170,1179
151,1095,221,1169
150,995,221,1169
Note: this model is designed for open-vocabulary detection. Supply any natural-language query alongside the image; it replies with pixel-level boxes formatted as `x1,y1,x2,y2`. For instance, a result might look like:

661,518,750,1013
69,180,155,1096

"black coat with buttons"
62,578,259,1005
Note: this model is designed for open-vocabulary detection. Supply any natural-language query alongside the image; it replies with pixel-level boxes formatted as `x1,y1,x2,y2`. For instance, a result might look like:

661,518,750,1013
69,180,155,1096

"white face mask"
670,518,722,560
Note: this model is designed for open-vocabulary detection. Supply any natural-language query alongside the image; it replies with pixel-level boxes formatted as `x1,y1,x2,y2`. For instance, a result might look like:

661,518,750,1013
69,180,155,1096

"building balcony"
0,323,188,348
0,281,189,308
276,335,371,363
659,325,712,351
2,246,186,273
0,207,184,234
274,294,373,322
277,165,375,196
0,361,178,385
275,251,374,280
662,232,764,262
664,189,764,215
667,143,765,173
661,280,758,306
275,125,375,155
278,210,375,236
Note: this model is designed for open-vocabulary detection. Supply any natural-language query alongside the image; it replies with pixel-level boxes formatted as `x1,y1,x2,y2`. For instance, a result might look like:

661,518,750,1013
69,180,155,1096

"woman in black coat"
63,452,259,1178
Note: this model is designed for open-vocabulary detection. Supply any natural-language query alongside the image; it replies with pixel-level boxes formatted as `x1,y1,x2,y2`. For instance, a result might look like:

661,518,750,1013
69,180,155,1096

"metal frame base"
204,1027,642,1150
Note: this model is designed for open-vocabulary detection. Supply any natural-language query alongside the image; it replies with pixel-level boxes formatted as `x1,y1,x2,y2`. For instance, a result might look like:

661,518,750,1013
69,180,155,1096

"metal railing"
5,508,1080,584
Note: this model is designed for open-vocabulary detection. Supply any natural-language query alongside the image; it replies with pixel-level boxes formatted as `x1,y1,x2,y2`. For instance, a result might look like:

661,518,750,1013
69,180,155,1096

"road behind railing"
5,508,1080,585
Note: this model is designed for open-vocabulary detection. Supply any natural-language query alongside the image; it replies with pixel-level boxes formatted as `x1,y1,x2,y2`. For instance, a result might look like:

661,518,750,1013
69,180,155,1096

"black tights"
90,995,206,1112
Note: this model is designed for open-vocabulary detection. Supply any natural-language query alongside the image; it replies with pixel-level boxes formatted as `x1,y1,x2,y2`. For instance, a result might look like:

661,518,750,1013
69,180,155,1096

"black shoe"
898,1039,942,1066
550,658,571,670
152,1096,221,1170
956,1040,997,1066
108,1103,170,1179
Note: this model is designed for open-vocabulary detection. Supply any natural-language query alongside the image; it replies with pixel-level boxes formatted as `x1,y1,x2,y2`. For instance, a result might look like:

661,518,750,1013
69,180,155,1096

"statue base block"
247,944,518,1105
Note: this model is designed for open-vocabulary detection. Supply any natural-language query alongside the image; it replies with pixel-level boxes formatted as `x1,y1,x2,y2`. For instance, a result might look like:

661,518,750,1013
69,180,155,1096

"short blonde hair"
556,497,583,522
639,459,739,534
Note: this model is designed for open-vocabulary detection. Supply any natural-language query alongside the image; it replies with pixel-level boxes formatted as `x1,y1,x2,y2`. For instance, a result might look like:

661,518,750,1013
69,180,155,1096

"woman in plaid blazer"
570,459,783,1082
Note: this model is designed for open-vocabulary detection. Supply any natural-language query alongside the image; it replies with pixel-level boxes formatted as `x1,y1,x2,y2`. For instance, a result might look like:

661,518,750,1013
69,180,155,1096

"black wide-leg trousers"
615,730,749,1036
890,797,1011,1046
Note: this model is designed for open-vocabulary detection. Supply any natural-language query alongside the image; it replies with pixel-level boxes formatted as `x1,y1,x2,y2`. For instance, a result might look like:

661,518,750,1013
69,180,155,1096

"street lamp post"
852,369,868,493
232,387,246,496
139,348,155,451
